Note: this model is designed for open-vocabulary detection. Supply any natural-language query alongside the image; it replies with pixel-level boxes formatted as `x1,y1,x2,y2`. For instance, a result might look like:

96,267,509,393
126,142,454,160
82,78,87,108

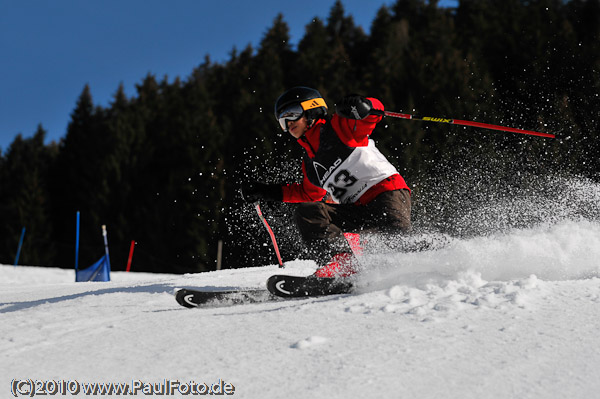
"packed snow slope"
2,219,600,398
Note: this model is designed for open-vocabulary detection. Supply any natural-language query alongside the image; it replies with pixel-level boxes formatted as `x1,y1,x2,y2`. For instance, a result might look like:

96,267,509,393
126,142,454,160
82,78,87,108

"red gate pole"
126,240,135,272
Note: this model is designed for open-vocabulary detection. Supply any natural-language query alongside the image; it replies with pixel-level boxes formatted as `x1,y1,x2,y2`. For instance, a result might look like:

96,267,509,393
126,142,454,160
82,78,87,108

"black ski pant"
294,189,411,266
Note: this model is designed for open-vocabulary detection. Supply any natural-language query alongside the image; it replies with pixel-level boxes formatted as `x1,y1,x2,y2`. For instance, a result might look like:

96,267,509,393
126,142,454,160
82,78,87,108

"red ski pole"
373,110,555,138
255,202,284,268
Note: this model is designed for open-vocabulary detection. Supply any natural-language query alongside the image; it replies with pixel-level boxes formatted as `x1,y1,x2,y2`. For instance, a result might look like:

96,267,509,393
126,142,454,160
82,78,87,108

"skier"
241,86,411,277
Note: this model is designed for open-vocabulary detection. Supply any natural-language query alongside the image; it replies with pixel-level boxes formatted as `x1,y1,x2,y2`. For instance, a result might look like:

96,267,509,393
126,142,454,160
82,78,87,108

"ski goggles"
277,103,304,131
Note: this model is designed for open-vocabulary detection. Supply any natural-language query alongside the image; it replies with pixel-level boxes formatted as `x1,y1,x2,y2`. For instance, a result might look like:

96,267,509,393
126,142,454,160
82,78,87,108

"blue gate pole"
14,227,26,266
75,211,80,272
102,225,111,280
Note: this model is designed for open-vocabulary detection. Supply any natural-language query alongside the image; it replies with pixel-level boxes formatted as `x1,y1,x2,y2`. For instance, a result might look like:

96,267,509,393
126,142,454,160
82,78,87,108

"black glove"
336,95,373,120
240,181,283,203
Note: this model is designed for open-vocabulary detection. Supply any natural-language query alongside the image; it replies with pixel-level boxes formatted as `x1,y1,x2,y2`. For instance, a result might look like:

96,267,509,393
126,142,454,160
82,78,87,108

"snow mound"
348,272,543,320
291,336,328,349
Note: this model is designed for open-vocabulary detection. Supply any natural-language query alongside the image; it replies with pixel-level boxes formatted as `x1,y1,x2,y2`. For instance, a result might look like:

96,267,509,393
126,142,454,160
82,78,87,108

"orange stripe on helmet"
300,97,327,111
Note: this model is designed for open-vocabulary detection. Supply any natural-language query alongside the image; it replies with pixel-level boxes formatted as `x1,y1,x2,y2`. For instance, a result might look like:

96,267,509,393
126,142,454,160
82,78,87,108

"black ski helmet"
274,86,328,131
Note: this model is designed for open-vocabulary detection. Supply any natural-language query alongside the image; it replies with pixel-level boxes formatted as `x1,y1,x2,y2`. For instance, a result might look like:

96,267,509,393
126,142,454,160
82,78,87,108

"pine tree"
322,1,368,100
295,17,330,89
0,126,57,265
49,84,112,268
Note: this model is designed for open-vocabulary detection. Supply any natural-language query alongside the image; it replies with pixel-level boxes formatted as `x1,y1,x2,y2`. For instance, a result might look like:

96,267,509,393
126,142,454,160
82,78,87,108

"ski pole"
372,109,555,138
254,202,284,268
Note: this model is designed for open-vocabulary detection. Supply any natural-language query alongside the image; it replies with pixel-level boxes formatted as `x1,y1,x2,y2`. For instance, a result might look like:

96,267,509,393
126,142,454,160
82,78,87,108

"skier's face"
287,116,309,139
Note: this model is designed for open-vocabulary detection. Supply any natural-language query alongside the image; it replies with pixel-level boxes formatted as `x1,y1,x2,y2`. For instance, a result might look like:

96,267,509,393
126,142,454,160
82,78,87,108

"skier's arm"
332,96,384,146
282,162,327,203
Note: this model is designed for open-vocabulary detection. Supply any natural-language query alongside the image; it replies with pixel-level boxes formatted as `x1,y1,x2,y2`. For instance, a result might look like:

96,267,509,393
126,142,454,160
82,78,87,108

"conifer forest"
1,0,599,273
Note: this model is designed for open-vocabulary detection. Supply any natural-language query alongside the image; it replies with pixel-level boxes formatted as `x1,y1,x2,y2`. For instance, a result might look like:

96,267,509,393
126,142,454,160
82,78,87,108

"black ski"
175,288,274,308
266,274,353,298
175,275,353,308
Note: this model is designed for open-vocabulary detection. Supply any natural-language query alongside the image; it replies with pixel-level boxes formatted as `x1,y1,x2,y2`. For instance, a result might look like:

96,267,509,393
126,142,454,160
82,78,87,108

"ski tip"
267,274,353,298
175,289,200,308
266,275,294,297
175,287,275,308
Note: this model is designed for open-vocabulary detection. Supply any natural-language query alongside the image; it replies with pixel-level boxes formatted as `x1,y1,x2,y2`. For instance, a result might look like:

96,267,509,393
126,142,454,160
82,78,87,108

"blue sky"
1,0,456,152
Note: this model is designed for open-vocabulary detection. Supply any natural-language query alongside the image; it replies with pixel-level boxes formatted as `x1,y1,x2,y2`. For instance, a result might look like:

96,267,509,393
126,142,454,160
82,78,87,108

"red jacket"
281,98,410,205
